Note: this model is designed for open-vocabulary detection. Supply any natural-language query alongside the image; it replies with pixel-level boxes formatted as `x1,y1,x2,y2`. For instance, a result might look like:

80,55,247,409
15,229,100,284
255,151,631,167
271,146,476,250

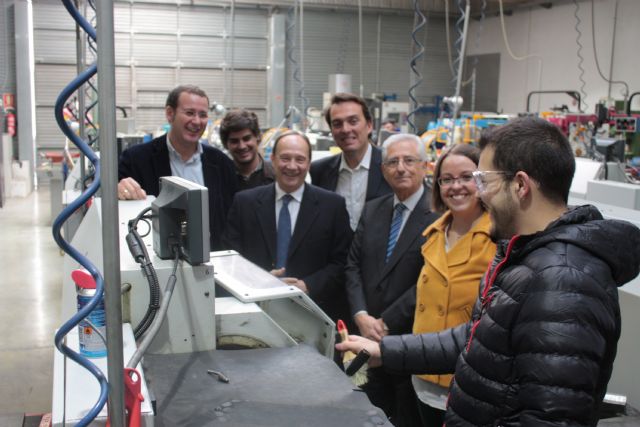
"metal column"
96,1,125,425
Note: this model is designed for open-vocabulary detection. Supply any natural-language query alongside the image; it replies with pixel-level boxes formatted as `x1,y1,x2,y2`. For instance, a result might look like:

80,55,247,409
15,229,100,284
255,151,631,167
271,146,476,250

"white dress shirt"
336,144,372,230
166,135,204,186
275,183,305,234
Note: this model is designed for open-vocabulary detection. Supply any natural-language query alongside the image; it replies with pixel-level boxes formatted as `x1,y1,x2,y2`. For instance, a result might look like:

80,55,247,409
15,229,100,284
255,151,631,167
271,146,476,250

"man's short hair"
381,133,428,162
479,117,575,205
432,144,482,214
165,85,209,109
219,109,261,148
272,130,312,159
324,93,373,127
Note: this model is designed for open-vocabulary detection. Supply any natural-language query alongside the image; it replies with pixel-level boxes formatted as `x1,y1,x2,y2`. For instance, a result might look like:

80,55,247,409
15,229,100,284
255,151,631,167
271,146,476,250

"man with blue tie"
345,133,440,426
222,131,353,323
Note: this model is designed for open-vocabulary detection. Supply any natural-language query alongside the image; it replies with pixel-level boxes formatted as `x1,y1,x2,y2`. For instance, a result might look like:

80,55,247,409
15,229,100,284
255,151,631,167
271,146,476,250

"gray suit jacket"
345,186,440,334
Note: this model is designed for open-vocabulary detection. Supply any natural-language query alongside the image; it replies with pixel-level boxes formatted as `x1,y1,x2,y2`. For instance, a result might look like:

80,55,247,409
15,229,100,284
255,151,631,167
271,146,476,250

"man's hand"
270,267,286,277
118,177,146,200
354,313,386,342
335,334,382,368
281,277,308,294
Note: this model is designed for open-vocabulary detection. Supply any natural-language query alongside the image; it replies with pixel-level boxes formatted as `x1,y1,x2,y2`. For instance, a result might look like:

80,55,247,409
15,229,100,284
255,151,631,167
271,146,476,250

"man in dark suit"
117,85,237,250
222,131,353,323
310,93,392,230
346,133,439,426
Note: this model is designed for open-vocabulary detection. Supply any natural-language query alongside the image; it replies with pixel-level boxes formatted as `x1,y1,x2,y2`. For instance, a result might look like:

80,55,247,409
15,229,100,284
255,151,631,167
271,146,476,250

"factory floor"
0,183,60,421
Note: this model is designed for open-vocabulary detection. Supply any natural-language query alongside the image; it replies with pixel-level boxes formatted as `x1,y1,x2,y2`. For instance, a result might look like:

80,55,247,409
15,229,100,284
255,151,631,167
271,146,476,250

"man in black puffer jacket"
337,117,640,426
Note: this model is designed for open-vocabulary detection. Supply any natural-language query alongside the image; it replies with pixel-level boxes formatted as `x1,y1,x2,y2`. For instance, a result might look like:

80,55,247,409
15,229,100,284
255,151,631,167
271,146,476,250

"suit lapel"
366,146,383,199
288,184,319,258
255,185,278,262
200,148,219,192
377,188,436,284
325,155,340,191
152,136,172,180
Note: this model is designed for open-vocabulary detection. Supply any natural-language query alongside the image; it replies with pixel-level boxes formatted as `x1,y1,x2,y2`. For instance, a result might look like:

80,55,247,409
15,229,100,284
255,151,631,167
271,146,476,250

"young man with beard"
219,109,274,190
337,117,640,426
118,85,237,250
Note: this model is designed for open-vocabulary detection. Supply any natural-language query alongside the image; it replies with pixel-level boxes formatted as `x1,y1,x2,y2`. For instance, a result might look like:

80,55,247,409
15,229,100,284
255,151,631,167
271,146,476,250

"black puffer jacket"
381,205,640,426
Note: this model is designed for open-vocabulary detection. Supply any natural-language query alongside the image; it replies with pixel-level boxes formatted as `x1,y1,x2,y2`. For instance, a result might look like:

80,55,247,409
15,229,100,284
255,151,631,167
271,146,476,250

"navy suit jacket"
118,134,237,250
222,183,353,322
345,186,440,334
309,144,392,202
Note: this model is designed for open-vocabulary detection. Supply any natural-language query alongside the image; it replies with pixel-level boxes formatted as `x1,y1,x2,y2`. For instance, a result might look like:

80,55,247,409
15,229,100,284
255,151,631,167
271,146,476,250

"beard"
489,191,518,242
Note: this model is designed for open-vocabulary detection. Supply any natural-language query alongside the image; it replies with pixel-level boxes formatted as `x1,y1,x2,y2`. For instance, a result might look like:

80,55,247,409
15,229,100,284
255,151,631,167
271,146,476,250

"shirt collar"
339,143,372,172
166,134,202,163
393,185,424,212
275,182,305,203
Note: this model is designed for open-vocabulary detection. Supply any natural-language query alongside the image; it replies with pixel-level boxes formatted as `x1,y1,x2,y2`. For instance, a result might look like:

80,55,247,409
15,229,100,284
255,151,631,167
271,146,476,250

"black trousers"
361,367,422,427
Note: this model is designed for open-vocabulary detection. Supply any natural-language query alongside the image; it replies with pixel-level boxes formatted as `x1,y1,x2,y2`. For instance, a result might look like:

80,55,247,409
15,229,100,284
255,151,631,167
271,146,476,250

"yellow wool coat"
412,210,496,387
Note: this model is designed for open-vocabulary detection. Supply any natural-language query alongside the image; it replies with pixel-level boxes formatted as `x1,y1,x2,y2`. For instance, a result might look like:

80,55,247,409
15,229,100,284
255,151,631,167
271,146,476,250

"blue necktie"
386,203,407,263
276,194,293,269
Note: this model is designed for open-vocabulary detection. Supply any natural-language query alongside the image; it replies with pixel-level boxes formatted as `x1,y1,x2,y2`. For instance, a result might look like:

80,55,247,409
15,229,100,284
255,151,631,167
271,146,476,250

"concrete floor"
0,185,61,417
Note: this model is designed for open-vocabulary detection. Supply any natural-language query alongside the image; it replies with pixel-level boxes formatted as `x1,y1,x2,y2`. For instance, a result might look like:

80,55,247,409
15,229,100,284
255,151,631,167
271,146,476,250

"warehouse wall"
467,0,640,114
31,0,454,150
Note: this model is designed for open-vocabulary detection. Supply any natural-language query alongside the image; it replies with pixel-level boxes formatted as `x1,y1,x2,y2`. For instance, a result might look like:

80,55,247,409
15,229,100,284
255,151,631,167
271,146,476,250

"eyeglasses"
382,157,421,169
437,174,474,187
179,109,209,120
472,170,513,194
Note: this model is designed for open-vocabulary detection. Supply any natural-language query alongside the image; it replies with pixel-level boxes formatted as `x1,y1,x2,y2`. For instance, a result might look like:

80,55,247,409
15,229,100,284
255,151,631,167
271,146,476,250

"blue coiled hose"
52,1,108,426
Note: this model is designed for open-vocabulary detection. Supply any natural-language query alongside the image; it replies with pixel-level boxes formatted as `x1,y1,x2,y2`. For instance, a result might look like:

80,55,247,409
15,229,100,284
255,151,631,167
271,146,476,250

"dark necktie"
386,203,407,262
276,194,293,269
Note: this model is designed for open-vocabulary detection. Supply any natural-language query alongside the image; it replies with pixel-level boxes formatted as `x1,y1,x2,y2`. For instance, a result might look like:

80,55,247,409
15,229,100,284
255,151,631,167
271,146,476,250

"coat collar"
422,211,492,277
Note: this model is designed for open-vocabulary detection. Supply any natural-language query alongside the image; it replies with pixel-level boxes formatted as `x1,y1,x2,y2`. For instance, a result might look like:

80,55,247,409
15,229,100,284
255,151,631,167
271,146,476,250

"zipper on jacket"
465,235,520,352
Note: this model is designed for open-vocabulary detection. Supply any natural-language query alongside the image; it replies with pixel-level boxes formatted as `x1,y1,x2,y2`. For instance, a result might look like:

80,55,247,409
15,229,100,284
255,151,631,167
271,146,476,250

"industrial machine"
53,188,388,425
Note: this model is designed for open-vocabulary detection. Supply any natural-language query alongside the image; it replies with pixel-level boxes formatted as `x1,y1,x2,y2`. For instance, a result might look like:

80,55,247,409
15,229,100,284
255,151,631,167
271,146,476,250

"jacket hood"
509,205,640,287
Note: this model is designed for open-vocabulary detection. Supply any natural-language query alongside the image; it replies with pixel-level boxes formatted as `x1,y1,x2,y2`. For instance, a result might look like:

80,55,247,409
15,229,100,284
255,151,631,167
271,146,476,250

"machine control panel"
614,116,638,133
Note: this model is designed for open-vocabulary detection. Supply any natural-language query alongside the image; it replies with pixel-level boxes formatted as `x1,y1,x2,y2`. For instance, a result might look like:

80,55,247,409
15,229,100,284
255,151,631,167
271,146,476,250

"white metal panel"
34,64,77,106
114,3,132,34
33,0,78,31
178,69,225,102
34,30,76,64
114,33,132,66
132,34,177,66
132,3,177,35
179,6,227,36
115,67,132,106
179,36,225,68
135,67,177,91
36,106,65,149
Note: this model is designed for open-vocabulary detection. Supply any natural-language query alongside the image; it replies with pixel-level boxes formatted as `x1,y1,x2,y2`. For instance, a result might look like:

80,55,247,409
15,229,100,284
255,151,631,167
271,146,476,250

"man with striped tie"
345,133,440,426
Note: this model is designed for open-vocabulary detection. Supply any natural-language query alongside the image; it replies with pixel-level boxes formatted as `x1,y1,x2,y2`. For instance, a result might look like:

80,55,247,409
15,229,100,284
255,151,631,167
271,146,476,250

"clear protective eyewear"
472,170,513,194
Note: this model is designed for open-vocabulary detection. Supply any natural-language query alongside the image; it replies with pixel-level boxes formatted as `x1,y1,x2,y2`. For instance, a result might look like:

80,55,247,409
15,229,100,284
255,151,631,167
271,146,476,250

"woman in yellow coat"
412,144,496,426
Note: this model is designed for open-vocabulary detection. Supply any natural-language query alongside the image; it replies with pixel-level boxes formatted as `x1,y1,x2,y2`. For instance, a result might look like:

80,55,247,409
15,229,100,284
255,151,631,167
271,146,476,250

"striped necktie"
385,203,407,262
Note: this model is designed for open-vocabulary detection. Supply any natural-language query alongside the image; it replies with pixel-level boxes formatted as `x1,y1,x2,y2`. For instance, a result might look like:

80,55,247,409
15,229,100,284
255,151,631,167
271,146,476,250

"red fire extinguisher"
5,109,16,137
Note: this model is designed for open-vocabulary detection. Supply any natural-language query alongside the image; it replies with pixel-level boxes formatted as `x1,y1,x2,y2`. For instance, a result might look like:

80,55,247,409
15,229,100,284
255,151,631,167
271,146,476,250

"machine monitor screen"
152,176,210,265
592,137,626,163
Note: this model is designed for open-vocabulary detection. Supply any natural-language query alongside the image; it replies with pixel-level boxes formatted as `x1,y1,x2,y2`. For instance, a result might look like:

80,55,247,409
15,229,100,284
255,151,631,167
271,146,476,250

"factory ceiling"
219,0,585,16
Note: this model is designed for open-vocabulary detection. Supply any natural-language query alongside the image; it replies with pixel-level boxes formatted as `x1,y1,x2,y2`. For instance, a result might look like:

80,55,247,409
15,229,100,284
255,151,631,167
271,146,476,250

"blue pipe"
52,1,108,425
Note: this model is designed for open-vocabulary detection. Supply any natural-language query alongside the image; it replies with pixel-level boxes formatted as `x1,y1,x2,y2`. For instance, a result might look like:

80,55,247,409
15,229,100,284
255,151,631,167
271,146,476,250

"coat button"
418,304,425,312
437,305,444,316
422,275,428,284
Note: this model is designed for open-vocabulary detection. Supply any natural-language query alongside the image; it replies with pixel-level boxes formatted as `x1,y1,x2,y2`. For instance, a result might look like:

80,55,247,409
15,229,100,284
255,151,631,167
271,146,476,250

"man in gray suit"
346,133,439,426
